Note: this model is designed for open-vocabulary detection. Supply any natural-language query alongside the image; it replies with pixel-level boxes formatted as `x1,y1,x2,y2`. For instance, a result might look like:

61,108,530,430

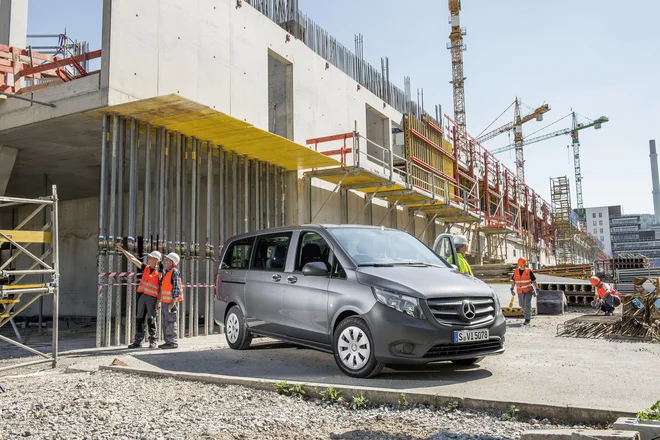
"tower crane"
475,98,551,182
489,112,609,221
448,0,467,130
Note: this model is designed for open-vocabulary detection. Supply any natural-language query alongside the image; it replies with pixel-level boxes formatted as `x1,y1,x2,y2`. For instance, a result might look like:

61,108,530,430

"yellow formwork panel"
0,230,52,244
87,95,340,171
0,299,19,304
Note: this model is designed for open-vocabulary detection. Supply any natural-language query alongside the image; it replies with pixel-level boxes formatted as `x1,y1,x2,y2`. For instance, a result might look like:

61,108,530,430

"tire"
451,357,484,366
225,306,252,350
333,316,384,378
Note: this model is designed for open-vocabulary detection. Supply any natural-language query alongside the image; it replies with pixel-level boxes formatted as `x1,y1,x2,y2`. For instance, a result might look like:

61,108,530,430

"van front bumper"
362,303,506,365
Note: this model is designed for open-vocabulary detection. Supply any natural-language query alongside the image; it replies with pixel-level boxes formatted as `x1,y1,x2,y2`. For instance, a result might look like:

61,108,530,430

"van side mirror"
451,264,459,271
302,261,329,276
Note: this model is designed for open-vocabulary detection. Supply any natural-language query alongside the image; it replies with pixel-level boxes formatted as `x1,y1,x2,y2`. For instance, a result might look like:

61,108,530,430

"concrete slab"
613,417,660,440
521,429,640,440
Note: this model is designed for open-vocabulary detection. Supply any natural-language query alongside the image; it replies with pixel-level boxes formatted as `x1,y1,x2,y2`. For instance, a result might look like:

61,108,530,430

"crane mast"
448,0,467,130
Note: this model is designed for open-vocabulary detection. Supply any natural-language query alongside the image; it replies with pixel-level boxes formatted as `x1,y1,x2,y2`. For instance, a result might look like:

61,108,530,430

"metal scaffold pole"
205,142,213,335
195,139,202,337
126,118,137,344
106,114,119,348
115,117,125,347
189,138,197,337
180,136,188,337
96,113,109,347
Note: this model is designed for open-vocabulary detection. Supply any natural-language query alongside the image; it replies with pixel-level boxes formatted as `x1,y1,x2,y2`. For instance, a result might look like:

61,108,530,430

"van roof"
225,224,394,241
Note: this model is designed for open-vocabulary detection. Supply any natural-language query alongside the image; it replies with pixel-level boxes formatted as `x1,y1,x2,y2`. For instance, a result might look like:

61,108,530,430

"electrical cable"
476,101,515,139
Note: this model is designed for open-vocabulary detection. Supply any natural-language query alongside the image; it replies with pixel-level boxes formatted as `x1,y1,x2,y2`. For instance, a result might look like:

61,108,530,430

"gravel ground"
0,370,584,440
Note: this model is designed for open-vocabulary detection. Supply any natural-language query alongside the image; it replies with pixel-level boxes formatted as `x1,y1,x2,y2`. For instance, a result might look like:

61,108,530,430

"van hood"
356,266,493,299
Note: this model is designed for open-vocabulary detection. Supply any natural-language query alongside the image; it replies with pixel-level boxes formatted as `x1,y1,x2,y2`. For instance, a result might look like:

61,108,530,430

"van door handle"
272,274,281,282
287,276,298,284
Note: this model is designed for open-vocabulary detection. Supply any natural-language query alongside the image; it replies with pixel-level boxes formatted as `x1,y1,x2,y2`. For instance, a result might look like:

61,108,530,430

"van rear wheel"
451,357,484,366
225,306,252,350
333,317,384,378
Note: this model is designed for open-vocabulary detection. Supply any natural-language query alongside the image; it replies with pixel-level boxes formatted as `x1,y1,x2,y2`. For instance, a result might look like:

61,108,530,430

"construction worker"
510,257,540,325
116,244,162,349
449,235,473,276
590,276,621,316
159,252,183,349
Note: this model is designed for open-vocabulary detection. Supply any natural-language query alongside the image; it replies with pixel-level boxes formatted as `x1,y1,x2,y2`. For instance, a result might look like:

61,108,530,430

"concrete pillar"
0,145,18,196
0,0,28,47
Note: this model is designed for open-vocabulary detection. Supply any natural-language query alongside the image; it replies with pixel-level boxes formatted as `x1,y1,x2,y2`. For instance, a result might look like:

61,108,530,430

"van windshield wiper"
357,263,394,267
391,261,447,269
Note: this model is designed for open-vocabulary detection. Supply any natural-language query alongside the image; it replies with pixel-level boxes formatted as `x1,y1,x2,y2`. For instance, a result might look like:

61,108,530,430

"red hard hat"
590,276,600,286
517,257,527,267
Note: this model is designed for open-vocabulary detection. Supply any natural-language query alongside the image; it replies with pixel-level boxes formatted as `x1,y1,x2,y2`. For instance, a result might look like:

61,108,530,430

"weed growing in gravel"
446,401,459,412
351,392,370,410
274,381,291,396
506,405,520,420
397,393,409,410
320,386,342,403
637,401,660,421
291,384,306,398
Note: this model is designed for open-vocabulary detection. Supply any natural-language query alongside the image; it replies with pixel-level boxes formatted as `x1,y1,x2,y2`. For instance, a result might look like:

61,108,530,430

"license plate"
453,329,489,343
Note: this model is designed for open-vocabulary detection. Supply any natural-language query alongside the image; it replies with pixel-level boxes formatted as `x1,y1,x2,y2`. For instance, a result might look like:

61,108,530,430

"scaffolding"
550,176,574,265
0,186,60,372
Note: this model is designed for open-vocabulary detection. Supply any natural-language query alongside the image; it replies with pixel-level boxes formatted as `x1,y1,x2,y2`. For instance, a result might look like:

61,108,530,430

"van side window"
295,232,330,272
222,238,255,269
435,237,454,264
252,233,292,272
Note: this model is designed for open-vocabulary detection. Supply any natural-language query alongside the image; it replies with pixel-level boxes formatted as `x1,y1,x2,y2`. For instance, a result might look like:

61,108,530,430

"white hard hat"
165,252,180,265
147,251,162,261
454,235,468,246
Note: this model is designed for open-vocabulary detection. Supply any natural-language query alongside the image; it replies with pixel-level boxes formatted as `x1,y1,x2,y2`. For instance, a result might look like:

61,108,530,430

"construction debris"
536,264,592,280
471,263,516,284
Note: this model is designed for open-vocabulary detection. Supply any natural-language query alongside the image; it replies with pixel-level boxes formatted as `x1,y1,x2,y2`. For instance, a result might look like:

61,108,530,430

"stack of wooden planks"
535,264,592,280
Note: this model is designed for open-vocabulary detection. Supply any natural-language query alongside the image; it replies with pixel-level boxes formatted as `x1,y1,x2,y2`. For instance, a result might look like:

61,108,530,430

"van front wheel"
225,306,252,350
333,317,384,378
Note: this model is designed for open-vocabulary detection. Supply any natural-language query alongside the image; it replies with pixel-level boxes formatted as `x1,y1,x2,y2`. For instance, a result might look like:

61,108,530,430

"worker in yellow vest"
448,235,473,276
159,252,183,349
116,244,162,349
510,257,540,325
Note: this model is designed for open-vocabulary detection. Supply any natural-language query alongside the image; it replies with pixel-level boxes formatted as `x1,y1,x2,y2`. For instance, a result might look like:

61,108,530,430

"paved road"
2,312,658,414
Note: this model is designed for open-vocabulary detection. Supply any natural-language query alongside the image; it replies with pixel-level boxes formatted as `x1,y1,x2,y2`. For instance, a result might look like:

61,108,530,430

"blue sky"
26,0,660,214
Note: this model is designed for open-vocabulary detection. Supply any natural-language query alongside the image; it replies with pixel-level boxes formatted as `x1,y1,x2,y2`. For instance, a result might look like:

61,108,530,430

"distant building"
579,205,621,257
610,213,660,266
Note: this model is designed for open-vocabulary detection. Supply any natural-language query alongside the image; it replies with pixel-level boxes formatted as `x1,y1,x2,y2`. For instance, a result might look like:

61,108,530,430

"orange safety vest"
137,266,160,298
513,268,533,294
596,283,618,299
160,269,183,304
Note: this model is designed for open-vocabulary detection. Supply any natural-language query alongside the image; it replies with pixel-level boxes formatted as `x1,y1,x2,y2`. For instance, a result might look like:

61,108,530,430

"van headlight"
372,287,426,320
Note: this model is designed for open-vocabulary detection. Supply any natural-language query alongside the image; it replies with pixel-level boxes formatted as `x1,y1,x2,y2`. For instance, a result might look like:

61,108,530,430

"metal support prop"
255,159,261,231
274,166,279,227
378,194,404,226
195,140,202,337
205,142,213,335
115,117,125,346
180,136,188,337
405,202,427,231
350,184,383,224
311,172,349,222
244,156,249,233
266,163,271,229
232,152,238,236
144,124,152,253
189,138,197,337
281,167,286,226
106,114,119,347
126,118,137,344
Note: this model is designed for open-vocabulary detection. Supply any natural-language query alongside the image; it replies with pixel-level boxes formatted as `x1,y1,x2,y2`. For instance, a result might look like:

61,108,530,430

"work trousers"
134,293,158,344
517,290,534,320
162,303,179,344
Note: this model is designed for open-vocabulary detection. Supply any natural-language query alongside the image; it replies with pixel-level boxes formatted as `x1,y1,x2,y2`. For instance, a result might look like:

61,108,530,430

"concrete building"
581,205,621,257
0,0,579,345
610,214,660,264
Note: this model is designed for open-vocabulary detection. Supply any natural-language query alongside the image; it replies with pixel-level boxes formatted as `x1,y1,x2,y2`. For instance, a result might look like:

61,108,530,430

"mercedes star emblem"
461,300,477,321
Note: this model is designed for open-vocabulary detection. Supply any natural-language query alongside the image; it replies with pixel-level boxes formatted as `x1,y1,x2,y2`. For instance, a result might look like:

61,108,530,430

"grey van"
214,225,505,378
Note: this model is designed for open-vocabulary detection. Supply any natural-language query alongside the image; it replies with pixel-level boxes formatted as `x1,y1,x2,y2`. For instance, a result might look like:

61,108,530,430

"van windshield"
327,227,450,267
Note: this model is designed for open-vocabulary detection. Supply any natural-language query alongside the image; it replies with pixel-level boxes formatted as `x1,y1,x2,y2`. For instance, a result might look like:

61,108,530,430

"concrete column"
0,145,18,196
0,0,28,47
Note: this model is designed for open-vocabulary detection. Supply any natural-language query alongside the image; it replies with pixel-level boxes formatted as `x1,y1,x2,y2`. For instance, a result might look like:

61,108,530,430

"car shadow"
132,342,493,390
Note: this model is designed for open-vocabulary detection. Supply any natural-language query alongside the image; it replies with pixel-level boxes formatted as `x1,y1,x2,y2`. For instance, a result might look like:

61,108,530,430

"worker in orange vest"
116,244,162,349
510,257,540,325
590,276,621,316
159,252,183,349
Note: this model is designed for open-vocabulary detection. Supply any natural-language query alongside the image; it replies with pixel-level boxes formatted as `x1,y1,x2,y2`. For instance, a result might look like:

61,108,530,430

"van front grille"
426,296,496,326
423,339,503,358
